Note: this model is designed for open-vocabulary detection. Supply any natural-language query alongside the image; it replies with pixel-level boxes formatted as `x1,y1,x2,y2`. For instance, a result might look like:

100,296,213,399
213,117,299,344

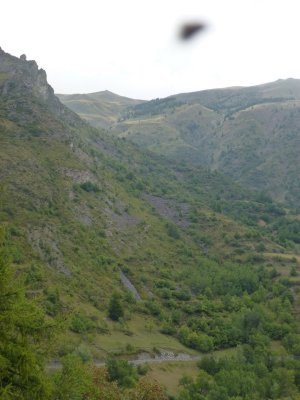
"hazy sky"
2,0,300,99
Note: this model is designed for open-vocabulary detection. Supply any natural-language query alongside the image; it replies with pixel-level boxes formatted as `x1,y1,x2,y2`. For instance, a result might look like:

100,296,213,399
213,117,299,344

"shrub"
106,358,138,388
166,223,180,239
70,313,95,333
145,300,161,316
80,181,99,192
108,293,124,321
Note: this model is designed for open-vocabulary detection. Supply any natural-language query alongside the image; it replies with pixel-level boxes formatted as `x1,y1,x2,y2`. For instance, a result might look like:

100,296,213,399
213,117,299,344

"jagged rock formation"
0,47,81,126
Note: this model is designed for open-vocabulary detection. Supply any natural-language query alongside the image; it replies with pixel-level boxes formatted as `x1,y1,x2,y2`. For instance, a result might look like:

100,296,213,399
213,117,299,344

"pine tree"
54,354,98,400
108,293,124,321
0,227,51,399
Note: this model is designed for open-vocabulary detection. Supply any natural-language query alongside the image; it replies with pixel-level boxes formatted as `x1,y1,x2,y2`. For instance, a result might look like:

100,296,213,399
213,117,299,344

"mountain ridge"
57,89,144,129
58,77,300,207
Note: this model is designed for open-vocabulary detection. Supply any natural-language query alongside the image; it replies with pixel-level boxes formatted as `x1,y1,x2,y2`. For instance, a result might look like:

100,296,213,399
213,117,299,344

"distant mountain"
60,79,300,207
57,90,144,129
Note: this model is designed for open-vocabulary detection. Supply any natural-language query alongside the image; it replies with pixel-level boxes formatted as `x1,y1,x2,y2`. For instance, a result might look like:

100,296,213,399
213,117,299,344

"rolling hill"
59,79,300,208
57,90,144,129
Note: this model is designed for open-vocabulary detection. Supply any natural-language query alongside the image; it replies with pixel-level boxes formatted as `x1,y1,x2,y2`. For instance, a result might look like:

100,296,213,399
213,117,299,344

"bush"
106,358,138,388
179,326,214,352
145,300,161,316
166,223,180,239
137,364,150,376
160,322,177,335
80,181,99,192
70,313,95,333
73,343,93,363
173,289,191,301
44,288,61,316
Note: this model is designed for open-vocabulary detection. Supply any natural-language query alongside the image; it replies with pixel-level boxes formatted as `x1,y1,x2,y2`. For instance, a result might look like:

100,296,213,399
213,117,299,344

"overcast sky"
1,0,300,99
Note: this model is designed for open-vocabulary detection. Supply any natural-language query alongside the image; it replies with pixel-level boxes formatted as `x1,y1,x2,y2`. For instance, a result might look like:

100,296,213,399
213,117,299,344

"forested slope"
1,47,300,399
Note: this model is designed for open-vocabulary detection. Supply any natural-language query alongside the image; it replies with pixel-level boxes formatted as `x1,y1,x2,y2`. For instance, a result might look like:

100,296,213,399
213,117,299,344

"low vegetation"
1,48,300,398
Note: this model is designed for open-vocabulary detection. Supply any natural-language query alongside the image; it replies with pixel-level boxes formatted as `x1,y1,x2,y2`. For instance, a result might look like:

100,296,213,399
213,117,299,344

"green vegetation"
57,90,144,129
179,339,300,399
0,228,168,399
52,354,168,399
0,228,51,399
53,354,98,400
106,358,138,388
108,293,124,321
79,181,99,192
2,48,300,398
124,97,185,118
62,78,300,208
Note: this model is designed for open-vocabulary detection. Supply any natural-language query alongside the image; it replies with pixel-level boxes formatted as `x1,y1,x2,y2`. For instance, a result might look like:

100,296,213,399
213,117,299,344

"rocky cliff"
0,47,81,126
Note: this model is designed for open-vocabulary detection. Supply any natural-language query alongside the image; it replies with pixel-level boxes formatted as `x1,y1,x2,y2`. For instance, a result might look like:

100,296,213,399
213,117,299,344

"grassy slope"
1,49,300,365
57,91,144,129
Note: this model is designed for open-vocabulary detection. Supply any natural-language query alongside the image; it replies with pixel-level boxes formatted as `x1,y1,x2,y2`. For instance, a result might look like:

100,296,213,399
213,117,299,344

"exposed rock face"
0,47,82,127
120,271,142,300
0,48,53,100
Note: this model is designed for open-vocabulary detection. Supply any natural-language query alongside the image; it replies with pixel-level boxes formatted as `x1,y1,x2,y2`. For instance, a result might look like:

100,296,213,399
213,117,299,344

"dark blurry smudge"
180,22,206,40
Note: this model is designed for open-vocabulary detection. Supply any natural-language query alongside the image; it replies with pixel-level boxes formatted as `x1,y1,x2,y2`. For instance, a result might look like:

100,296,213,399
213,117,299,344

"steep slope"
116,79,300,207
60,79,300,207
57,90,144,129
1,47,299,364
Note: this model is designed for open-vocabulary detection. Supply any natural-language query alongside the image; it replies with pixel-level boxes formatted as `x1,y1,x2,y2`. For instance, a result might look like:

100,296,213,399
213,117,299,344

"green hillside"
57,90,144,129
2,48,300,399
60,79,300,208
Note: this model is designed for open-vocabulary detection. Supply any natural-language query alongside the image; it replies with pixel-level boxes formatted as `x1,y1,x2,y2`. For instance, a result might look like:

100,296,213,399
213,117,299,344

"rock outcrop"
0,46,83,127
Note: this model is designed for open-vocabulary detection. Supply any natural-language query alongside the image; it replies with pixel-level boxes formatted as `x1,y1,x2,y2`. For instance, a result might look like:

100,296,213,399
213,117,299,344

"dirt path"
47,351,201,370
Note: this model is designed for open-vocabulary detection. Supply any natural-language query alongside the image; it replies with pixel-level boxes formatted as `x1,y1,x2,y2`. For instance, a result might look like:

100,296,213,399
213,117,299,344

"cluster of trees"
104,254,297,357
126,259,295,353
179,337,300,399
53,355,167,400
268,218,300,245
123,97,185,119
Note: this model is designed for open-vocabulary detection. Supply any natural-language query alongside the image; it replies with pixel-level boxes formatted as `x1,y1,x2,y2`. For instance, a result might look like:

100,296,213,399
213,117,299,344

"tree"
290,265,297,277
0,228,51,399
108,293,124,321
53,354,98,400
106,358,137,388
